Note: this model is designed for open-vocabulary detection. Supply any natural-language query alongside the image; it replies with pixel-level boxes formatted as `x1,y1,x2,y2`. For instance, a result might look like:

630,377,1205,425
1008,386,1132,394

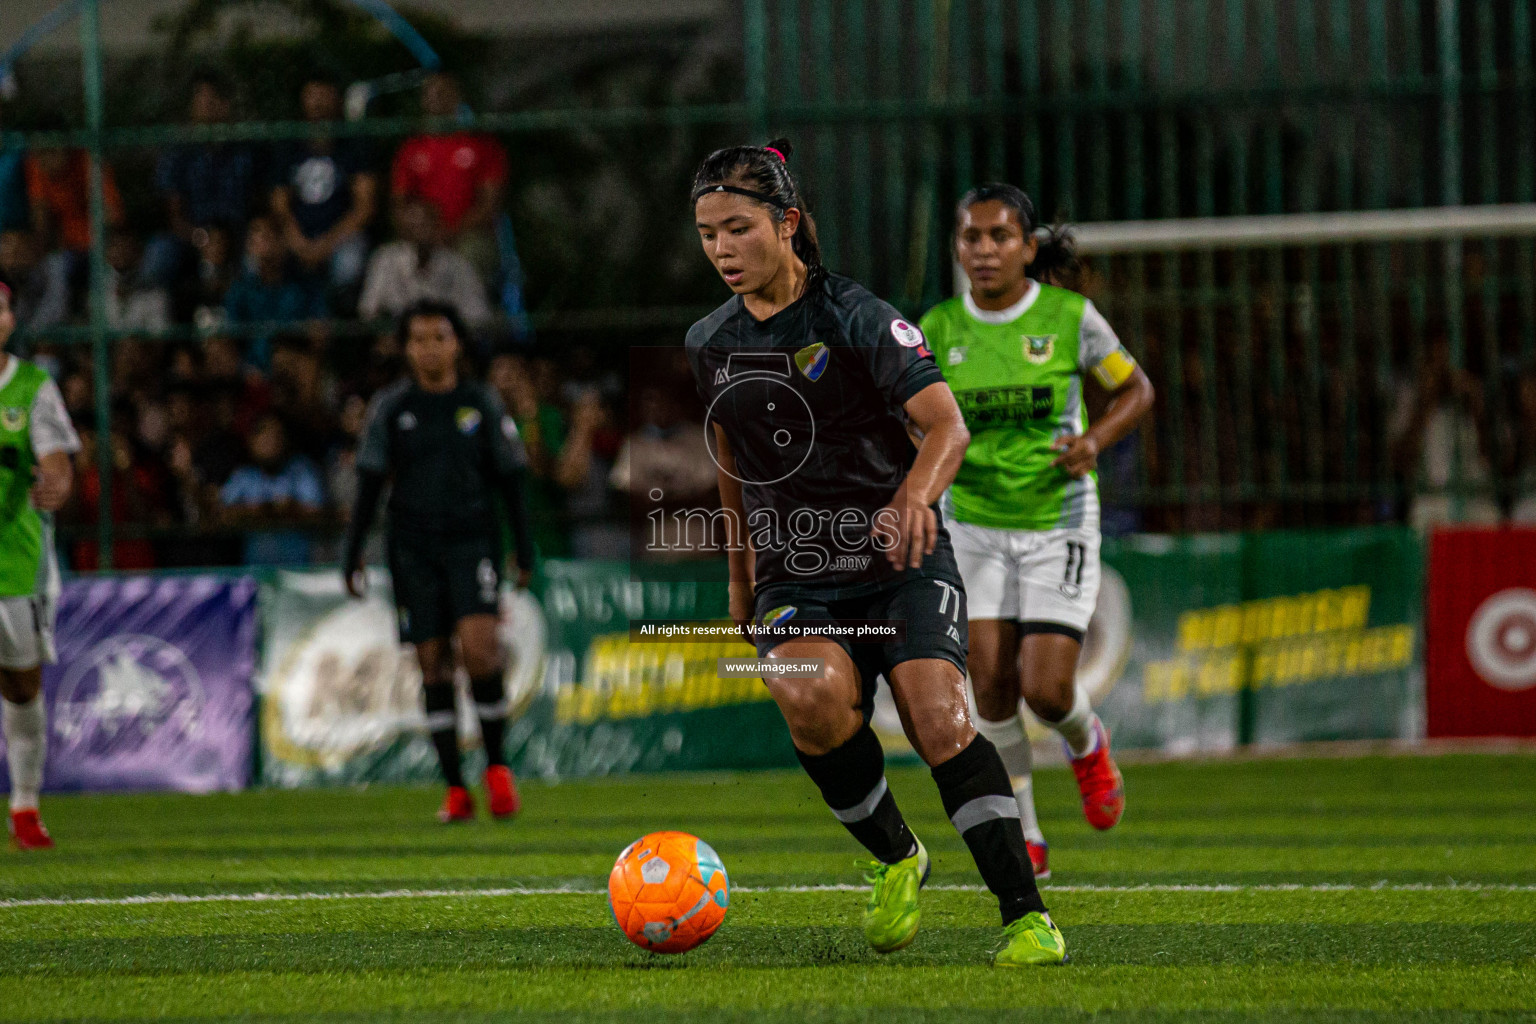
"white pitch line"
4,881,1536,910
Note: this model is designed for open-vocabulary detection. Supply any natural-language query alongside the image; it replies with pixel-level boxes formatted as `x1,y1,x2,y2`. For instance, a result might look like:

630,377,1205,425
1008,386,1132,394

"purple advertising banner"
0,575,258,794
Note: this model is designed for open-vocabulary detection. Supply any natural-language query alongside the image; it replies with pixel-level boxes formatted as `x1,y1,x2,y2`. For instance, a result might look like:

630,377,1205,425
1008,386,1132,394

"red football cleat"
484,765,521,819
9,809,54,850
437,786,475,823
1068,718,1125,831
1026,838,1050,881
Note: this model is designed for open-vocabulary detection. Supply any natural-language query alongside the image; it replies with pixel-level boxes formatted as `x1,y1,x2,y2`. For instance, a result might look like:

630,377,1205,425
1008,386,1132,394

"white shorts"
0,593,58,670
949,520,1101,637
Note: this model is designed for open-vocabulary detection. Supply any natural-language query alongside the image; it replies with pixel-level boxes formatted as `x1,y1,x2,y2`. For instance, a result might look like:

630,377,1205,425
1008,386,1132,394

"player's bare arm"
1050,366,1155,479
30,450,74,512
873,382,970,569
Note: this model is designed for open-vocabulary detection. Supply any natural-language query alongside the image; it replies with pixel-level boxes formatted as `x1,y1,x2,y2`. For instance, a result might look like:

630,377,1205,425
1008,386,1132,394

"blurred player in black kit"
685,139,1065,966
344,299,536,823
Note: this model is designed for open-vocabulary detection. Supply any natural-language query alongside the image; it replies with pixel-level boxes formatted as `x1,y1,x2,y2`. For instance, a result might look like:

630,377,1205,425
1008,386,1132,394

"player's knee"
907,703,977,766
1024,674,1075,722
460,642,501,680
0,669,41,704
970,657,1021,722
770,675,858,750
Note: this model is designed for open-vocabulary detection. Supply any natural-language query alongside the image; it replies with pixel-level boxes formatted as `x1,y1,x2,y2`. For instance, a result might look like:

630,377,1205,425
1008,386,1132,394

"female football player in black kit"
685,140,1065,965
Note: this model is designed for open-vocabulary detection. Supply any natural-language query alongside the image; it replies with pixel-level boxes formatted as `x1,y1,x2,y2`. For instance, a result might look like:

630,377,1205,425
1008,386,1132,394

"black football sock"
470,672,509,768
423,682,465,788
796,723,917,865
931,734,1048,924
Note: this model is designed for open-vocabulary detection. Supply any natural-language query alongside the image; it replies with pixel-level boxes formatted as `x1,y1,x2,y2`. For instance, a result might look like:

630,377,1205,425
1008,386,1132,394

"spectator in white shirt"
357,196,489,327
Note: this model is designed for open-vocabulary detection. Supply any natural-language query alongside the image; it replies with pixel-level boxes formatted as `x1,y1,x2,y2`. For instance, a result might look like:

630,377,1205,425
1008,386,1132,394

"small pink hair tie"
765,146,786,163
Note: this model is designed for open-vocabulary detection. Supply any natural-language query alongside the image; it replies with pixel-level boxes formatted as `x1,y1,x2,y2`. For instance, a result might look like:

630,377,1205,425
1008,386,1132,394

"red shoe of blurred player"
437,786,475,823
9,809,54,850
484,765,521,819
1026,838,1050,881
1068,718,1125,831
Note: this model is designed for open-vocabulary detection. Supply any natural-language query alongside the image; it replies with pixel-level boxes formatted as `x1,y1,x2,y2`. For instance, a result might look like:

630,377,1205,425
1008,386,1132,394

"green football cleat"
994,911,1068,967
861,838,930,953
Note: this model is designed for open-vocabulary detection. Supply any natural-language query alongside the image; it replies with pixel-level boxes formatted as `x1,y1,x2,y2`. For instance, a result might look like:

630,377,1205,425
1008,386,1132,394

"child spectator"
219,413,326,566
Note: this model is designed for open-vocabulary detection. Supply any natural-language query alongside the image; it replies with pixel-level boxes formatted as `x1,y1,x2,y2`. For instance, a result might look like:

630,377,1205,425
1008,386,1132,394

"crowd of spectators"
5,66,1535,567
0,67,690,570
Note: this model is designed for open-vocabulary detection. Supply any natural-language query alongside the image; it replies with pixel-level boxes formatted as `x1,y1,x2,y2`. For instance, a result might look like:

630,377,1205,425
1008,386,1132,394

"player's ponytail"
691,137,828,291
956,183,1081,290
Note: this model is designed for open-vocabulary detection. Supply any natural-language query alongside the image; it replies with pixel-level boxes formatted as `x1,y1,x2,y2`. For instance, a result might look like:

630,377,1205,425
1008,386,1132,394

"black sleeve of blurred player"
482,385,536,573
343,387,399,573
343,470,386,573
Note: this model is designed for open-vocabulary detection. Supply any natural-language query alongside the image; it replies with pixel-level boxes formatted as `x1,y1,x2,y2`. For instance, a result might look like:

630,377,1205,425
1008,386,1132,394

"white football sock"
1040,684,1098,759
974,713,1045,844
3,695,46,812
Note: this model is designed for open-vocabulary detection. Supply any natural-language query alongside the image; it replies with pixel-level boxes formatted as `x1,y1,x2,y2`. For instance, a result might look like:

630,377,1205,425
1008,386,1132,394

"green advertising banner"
508,559,797,778
258,527,1422,786
1094,527,1423,754
258,561,796,788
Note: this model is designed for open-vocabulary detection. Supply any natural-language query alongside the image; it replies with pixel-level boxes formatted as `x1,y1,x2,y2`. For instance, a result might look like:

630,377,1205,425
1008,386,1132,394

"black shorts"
388,533,501,644
752,574,969,717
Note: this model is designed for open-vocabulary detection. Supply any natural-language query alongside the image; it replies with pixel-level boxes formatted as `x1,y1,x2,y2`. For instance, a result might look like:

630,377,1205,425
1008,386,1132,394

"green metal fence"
6,0,1536,561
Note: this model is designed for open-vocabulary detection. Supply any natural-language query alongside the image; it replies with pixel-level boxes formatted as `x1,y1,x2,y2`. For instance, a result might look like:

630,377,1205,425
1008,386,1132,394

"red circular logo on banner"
1466,588,1536,691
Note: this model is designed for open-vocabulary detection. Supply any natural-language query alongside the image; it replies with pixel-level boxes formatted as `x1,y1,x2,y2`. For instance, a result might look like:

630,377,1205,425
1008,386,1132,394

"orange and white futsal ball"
608,830,730,954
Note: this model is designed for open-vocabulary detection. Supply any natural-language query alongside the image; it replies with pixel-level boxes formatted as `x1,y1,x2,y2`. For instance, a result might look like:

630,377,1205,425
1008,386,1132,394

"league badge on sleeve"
890,319,933,358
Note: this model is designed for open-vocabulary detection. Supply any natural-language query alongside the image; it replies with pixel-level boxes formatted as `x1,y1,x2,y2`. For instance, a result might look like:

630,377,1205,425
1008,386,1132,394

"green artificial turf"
2,753,1533,1022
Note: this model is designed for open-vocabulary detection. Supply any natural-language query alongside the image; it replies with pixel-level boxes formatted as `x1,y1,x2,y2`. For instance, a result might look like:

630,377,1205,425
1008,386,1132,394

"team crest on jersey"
456,407,482,434
1023,334,1056,364
762,604,797,627
947,346,968,366
795,342,829,381
1,407,25,431
397,411,417,430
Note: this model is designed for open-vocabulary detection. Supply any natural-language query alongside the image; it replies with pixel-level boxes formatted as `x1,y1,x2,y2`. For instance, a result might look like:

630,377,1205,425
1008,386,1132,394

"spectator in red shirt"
389,72,506,280
26,146,124,321
26,147,123,255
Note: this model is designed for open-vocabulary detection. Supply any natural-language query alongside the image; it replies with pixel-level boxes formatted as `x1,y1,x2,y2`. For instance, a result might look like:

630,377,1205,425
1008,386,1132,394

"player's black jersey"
356,378,528,540
686,272,957,597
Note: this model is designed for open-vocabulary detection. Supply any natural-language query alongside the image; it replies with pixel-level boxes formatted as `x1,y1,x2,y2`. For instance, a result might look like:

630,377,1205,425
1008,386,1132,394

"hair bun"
763,138,793,162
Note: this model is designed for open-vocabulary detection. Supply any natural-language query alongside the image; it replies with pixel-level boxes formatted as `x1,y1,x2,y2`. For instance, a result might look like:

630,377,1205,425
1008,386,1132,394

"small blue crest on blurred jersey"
694,838,730,908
